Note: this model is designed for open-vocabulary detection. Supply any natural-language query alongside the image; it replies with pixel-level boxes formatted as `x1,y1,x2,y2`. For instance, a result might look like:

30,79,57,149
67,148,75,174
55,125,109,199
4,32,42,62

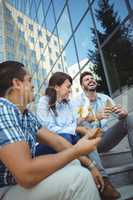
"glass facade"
0,0,133,106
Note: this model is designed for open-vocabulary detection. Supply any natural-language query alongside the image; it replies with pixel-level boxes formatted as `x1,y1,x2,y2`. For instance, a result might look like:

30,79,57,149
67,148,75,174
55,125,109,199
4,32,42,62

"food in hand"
85,114,96,122
105,99,114,112
89,128,102,139
77,106,89,118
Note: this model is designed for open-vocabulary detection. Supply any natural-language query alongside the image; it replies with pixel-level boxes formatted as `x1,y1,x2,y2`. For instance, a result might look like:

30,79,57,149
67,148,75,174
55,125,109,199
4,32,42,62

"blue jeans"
35,133,81,156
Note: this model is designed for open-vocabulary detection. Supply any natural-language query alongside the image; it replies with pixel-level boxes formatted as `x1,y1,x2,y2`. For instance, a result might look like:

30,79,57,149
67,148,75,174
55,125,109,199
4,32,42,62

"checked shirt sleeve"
0,105,26,148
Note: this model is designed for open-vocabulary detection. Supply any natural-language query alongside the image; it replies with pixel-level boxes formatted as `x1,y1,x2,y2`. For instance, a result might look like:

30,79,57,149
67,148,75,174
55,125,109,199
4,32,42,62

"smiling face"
55,79,72,101
81,74,97,92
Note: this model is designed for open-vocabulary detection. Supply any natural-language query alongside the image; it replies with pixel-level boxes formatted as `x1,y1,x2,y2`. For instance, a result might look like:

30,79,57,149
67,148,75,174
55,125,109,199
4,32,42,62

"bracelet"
87,160,96,170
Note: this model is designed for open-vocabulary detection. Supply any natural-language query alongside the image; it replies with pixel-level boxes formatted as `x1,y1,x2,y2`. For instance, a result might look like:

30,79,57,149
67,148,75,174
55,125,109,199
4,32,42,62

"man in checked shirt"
0,61,101,200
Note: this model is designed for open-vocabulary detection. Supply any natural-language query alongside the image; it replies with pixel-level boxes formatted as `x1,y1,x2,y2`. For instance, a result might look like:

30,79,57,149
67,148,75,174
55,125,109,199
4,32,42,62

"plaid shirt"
0,98,42,187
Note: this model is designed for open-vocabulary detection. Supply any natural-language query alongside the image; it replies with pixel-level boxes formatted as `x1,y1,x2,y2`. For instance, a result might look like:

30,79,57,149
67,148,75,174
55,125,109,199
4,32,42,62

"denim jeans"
98,114,133,154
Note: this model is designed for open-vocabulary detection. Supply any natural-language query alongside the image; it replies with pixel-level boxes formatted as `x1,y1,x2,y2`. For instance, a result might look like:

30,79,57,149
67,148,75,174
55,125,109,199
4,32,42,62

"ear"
54,85,59,92
81,85,84,90
12,78,22,90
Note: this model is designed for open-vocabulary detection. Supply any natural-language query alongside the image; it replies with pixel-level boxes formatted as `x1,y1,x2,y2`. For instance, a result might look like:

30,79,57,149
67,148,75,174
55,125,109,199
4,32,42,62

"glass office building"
0,0,133,104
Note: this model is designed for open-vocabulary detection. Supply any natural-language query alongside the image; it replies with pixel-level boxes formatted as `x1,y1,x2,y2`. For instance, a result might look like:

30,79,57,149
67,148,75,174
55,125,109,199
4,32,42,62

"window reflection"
3,0,133,100
53,0,66,21
57,8,72,46
46,4,55,33
129,0,133,9
36,1,44,26
75,11,94,61
68,0,89,29
65,38,78,75
102,19,133,94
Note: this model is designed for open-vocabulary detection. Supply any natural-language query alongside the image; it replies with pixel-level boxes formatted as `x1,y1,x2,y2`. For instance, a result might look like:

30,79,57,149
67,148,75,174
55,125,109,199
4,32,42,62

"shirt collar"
0,97,28,115
81,92,102,101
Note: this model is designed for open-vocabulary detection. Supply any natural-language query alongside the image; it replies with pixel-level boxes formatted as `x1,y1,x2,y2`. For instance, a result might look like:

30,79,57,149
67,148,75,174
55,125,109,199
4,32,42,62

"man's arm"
0,135,100,189
37,128,104,189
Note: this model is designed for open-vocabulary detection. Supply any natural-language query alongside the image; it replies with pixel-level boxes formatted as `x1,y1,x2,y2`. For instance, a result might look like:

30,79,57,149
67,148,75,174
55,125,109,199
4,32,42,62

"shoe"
100,177,121,200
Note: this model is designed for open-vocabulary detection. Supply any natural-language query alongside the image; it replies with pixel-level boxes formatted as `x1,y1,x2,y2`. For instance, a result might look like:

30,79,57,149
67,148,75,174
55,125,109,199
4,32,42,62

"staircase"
100,136,133,200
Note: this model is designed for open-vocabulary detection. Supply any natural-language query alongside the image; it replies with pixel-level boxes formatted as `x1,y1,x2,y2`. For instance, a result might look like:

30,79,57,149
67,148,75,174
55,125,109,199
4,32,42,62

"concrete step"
117,184,133,200
101,150,133,168
107,163,133,187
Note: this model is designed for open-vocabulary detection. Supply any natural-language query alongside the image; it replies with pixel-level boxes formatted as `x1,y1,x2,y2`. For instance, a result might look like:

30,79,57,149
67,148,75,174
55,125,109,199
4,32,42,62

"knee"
68,166,100,200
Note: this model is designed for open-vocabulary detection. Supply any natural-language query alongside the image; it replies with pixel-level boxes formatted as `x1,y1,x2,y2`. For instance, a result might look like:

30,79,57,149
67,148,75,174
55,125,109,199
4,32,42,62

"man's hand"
75,134,101,156
96,107,112,120
112,105,128,119
86,128,102,139
91,166,104,192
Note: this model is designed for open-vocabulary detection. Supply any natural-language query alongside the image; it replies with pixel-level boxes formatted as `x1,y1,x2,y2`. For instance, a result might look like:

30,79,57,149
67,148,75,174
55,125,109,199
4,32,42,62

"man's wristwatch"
87,160,96,170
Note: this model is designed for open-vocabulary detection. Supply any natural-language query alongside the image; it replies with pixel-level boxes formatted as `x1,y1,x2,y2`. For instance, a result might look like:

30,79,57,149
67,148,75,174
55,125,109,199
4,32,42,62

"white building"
0,0,67,96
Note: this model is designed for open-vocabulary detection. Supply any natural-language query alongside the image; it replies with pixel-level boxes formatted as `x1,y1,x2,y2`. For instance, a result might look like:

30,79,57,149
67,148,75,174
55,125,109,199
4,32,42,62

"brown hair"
0,61,26,97
46,72,72,115
80,71,93,85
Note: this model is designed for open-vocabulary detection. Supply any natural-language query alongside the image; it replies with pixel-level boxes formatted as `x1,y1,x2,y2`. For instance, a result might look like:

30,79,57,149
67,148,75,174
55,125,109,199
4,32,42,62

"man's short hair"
0,61,26,97
80,71,93,85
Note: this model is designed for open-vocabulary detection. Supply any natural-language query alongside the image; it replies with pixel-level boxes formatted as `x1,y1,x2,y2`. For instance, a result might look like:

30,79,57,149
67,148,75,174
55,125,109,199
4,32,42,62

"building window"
18,30,24,38
31,50,36,62
7,52,14,60
46,35,50,42
17,16,23,24
0,20,2,29
56,52,59,57
19,43,26,54
40,55,45,61
0,52,3,62
39,42,44,48
21,58,28,66
32,63,38,71
61,45,64,50
6,22,14,33
50,59,53,66
7,37,14,48
29,24,33,31
48,47,52,53
54,40,57,46
38,30,42,36
0,36,3,45
4,8,11,18
58,63,61,69
29,37,34,44
31,50,36,57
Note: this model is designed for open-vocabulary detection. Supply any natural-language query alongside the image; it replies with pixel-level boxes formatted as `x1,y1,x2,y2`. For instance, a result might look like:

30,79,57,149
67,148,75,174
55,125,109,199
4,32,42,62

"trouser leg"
127,114,133,156
98,118,128,153
2,161,100,200
89,150,108,177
